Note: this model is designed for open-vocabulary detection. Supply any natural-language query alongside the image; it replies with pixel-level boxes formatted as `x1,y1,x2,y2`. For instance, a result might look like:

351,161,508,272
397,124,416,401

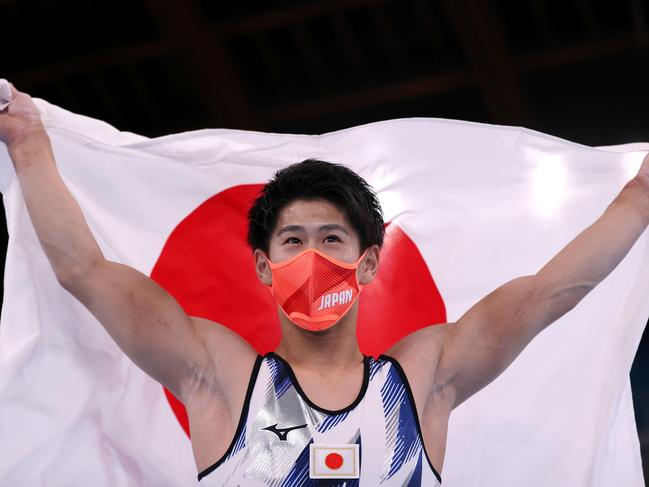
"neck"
275,304,364,371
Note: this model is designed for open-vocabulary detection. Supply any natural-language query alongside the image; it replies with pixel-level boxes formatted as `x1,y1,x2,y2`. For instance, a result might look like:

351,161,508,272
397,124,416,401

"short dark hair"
247,158,384,253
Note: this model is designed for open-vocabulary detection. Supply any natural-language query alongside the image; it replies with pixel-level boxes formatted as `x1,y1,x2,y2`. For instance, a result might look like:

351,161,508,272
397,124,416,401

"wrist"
7,125,49,152
7,127,53,175
8,126,50,157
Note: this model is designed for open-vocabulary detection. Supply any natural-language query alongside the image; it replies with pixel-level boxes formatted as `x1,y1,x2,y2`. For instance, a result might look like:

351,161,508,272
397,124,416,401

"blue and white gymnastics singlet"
198,353,442,486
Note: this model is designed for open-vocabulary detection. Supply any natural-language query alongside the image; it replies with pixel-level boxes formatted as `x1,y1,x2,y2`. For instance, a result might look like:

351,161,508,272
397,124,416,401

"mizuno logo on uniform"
317,290,354,310
262,423,308,441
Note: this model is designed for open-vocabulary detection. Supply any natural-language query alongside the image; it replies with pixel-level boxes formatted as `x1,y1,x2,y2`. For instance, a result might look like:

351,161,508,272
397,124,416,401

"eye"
323,235,341,243
284,237,302,245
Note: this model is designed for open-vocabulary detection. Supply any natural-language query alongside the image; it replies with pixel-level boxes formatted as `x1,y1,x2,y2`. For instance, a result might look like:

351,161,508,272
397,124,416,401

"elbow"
56,258,104,293
536,279,594,326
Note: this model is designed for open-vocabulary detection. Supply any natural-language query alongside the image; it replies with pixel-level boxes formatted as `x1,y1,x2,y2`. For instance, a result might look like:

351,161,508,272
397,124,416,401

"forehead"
275,199,350,230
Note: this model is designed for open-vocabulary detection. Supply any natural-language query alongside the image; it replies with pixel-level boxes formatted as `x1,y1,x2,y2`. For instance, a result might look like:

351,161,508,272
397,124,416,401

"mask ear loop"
259,251,275,289
354,248,371,287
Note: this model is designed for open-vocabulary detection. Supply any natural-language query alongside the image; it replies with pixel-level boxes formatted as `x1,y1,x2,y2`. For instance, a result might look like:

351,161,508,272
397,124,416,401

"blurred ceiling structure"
3,0,648,144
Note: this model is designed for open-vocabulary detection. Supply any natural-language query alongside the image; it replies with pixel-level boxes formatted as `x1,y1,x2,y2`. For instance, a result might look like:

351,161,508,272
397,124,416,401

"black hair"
247,158,384,253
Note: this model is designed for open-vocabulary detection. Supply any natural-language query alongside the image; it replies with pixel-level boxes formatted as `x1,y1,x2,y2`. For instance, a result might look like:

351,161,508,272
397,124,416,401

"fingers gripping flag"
0,98,648,486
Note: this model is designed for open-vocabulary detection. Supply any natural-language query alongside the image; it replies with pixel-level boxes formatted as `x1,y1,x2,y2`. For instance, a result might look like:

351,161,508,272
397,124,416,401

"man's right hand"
0,81,46,150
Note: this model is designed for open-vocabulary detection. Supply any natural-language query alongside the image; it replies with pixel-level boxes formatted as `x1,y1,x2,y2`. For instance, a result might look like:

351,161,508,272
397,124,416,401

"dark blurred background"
2,0,649,479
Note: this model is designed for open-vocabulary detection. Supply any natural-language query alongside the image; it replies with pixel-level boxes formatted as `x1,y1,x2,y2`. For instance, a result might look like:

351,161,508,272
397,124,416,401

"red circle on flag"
325,452,344,470
150,184,447,436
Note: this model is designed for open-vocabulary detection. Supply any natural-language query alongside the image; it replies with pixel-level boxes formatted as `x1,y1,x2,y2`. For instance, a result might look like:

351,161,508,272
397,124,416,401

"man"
1,82,648,485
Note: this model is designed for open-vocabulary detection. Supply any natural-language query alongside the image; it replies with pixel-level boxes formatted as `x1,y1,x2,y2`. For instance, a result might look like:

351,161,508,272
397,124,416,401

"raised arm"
0,83,255,403
433,155,649,409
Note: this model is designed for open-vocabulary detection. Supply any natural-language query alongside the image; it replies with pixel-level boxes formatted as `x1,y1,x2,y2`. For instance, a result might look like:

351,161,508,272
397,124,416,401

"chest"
199,355,441,485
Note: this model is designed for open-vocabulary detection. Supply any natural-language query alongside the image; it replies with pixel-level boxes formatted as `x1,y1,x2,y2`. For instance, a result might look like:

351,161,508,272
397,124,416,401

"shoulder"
384,323,454,408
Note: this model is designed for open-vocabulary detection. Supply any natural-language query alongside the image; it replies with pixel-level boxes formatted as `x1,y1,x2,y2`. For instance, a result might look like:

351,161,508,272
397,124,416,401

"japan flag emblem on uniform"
309,444,360,479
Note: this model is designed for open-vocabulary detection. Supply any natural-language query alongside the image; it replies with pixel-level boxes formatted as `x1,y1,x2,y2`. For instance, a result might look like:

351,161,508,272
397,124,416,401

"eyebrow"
276,224,350,236
319,224,350,235
277,225,305,236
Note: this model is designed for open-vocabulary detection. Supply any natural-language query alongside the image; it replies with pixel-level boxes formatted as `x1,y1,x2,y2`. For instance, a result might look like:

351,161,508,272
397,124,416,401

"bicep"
62,260,214,400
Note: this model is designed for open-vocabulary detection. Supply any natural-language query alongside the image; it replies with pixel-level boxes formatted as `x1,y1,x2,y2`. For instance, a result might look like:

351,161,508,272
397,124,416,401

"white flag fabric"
0,98,648,486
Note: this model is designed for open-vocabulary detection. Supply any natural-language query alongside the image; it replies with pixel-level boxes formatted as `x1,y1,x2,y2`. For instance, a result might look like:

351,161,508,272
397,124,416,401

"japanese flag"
309,444,360,479
0,97,648,486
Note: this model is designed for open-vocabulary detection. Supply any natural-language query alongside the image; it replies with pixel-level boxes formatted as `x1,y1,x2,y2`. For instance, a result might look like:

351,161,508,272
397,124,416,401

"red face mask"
267,248,366,332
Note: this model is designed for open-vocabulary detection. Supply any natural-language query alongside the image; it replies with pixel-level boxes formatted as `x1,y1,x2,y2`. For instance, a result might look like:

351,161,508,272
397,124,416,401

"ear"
254,249,273,286
357,245,380,285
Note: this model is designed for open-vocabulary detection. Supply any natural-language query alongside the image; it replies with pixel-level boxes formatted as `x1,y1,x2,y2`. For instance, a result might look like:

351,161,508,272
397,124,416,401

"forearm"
536,175,649,317
9,130,105,284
